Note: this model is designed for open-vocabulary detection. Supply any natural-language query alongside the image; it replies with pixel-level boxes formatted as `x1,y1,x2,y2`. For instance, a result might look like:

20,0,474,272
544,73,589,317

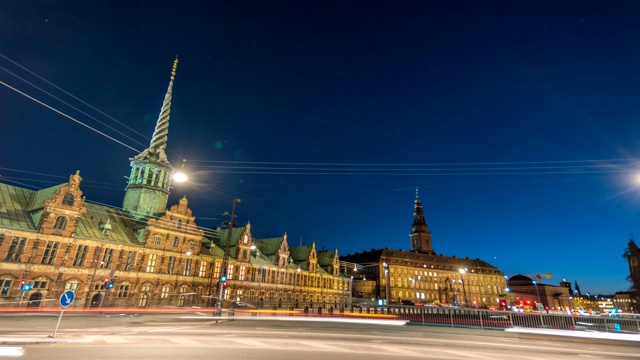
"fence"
227,300,640,334
386,305,640,334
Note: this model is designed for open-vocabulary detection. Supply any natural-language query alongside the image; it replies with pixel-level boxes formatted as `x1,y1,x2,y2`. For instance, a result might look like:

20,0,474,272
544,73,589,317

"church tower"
409,188,435,254
123,58,178,219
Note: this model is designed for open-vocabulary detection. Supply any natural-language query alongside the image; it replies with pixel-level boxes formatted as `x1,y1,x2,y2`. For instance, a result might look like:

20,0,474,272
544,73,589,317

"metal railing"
388,305,640,334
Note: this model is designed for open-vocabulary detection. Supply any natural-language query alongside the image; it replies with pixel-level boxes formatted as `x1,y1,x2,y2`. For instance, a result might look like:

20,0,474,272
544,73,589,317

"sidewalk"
505,327,640,345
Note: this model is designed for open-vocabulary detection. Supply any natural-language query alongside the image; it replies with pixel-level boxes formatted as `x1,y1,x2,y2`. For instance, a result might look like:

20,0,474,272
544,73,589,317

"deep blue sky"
2,1,640,294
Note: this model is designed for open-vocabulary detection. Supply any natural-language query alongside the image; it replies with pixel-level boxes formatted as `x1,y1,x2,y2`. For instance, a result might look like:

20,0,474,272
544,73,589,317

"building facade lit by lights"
341,190,508,308
0,59,350,309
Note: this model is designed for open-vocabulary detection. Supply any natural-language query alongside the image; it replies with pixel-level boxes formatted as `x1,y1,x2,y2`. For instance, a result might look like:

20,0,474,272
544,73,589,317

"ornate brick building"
341,190,507,307
0,59,350,309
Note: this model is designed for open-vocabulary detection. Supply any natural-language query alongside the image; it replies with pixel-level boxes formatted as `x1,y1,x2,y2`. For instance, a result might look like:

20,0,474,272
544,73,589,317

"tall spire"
131,56,178,164
122,58,179,219
410,187,434,254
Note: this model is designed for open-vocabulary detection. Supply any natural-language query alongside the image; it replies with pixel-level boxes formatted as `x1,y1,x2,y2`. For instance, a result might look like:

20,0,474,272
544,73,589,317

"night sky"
2,1,640,295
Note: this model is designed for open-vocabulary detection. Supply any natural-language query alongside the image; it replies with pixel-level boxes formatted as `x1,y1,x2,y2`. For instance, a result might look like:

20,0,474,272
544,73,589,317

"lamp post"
533,280,541,312
215,198,241,316
459,268,469,308
383,262,390,306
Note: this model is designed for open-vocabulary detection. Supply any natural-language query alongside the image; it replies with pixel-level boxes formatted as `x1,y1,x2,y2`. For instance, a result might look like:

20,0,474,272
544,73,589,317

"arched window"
53,216,67,230
62,193,75,206
172,236,180,247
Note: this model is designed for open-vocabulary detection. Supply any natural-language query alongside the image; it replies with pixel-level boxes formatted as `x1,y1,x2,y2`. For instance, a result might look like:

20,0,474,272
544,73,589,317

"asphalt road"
1,312,638,359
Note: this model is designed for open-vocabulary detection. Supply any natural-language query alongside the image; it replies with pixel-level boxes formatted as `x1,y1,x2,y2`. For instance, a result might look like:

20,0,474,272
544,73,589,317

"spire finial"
171,56,178,81
130,58,178,164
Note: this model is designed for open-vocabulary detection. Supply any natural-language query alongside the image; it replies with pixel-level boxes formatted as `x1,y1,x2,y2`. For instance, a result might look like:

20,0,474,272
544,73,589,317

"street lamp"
533,280,542,312
215,198,241,316
459,268,469,308
383,262,390,306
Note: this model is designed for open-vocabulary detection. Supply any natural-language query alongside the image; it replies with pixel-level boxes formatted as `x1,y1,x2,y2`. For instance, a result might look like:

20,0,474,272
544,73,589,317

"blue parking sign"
59,290,75,307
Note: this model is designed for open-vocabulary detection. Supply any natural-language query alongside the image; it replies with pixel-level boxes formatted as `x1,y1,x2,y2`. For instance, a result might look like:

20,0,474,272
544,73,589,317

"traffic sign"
59,290,75,307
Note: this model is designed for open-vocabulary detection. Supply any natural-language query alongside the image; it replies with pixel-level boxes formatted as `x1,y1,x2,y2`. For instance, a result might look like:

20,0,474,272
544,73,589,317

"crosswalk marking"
368,344,423,356
231,339,270,347
168,337,205,346
297,341,352,352
102,336,128,344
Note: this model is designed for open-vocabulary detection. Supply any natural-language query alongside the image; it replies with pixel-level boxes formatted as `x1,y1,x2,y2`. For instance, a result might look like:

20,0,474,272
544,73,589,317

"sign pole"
50,290,75,338
51,308,65,338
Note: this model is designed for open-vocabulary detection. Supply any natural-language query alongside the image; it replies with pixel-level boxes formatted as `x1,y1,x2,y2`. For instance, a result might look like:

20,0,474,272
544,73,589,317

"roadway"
0,312,638,359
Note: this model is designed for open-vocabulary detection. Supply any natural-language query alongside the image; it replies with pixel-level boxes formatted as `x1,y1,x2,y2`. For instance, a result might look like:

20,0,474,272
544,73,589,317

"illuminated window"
161,286,170,298
146,254,157,273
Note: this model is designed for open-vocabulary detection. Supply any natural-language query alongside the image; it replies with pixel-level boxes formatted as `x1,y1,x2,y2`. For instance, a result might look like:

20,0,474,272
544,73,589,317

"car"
400,299,416,306
233,301,250,308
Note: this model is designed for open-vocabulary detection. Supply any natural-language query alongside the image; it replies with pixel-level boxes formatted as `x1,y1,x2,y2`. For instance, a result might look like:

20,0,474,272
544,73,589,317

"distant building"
0,59,350,309
613,292,637,313
341,190,507,307
507,275,571,311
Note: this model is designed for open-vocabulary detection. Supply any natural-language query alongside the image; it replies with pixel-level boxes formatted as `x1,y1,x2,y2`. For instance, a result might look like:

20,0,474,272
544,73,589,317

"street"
1,312,639,359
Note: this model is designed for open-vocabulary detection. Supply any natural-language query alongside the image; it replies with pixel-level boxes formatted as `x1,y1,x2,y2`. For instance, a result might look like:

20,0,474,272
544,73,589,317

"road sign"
59,290,75,307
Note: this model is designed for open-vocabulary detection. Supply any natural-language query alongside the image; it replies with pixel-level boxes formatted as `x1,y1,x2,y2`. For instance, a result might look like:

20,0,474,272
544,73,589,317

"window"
101,248,114,268
199,261,207,277
40,241,60,265
152,235,162,246
177,219,183,230
238,266,246,281
65,281,79,291
141,283,152,292
62,193,75,206
227,265,234,280
125,252,137,271
0,279,12,296
188,241,196,251
32,280,48,289
53,216,67,230
146,254,157,273
167,256,176,275
161,285,170,298
5,237,26,262
172,236,179,247
73,245,89,267
183,259,192,276
213,262,221,278
117,284,130,298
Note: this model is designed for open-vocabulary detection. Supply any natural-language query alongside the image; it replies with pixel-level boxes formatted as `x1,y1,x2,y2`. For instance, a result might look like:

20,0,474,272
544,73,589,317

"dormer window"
100,219,112,236
62,193,75,206
188,241,196,251
53,216,67,230
152,235,162,246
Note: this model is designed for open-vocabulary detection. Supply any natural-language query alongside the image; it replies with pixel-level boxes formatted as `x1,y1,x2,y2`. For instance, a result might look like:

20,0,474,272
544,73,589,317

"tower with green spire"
410,188,435,254
123,58,178,219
